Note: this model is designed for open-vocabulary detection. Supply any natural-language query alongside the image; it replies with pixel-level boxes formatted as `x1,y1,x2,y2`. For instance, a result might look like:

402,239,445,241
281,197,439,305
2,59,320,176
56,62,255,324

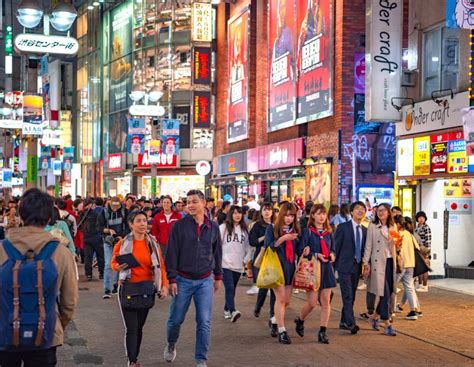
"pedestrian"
3,207,21,235
414,211,431,293
299,200,313,231
217,200,231,225
334,203,351,229
295,204,336,344
0,188,78,366
362,203,398,337
111,210,169,367
334,201,367,334
78,198,106,281
205,198,215,219
125,196,136,212
45,206,76,255
264,202,300,344
220,205,252,323
57,199,77,239
247,194,261,211
393,215,422,320
328,204,340,232
102,196,129,299
174,199,186,218
249,203,276,324
151,195,181,259
164,190,222,367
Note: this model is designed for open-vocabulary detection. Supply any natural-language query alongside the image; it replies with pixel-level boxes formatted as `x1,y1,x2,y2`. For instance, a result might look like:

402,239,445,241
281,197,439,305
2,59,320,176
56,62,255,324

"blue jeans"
223,269,241,312
103,243,118,292
396,267,419,310
167,275,214,361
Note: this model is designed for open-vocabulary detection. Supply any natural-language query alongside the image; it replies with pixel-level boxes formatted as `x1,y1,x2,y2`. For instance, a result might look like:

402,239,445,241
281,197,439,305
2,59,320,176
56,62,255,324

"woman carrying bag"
295,204,336,344
264,202,300,345
112,211,169,367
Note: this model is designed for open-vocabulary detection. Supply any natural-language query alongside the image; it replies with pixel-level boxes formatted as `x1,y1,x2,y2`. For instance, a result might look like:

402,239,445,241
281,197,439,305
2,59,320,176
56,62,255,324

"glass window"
423,27,459,98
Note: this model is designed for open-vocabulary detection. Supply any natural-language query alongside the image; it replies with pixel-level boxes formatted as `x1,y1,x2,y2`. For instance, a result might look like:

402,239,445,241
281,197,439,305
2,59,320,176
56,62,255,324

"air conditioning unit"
401,70,416,87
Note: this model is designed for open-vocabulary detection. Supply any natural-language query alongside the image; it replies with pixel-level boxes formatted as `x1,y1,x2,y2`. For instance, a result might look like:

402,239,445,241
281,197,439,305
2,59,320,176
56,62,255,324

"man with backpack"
0,188,78,366
57,199,77,239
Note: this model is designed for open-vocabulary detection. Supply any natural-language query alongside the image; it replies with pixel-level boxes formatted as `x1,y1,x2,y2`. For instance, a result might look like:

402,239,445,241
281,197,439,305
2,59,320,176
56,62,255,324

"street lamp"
17,0,44,28
50,1,78,31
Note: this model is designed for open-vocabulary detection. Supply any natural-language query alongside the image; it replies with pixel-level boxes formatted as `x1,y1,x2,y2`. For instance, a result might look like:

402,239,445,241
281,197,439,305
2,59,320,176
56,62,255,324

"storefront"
213,150,248,202
247,138,306,203
106,153,131,197
396,92,474,278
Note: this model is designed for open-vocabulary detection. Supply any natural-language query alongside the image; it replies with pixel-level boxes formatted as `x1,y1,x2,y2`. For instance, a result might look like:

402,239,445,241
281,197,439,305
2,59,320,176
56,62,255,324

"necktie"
355,225,362,264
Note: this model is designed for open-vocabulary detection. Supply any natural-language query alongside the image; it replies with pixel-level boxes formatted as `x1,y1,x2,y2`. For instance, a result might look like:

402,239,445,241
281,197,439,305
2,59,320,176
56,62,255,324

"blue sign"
446,0,474,29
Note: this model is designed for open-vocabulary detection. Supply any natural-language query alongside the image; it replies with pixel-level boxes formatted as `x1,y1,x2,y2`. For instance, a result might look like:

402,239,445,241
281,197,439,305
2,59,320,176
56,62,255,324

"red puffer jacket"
151,211,182,246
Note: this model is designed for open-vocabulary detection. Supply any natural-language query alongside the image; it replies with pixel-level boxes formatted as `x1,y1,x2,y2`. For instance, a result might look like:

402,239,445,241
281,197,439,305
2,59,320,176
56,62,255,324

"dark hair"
127,210,147,225
304,200,314,215
393,214,405,228
130,204,140,211
95,197,104,207
83,198,95,207
222,201,231,210
242,205,249,215
162,195,173,204
64,194,72,201
47,185,55,191
57,199,67,210
72,198,83,208
350,201,367,213
225,205,248,235
391,206,402,213
373,203,395,227
206,197,215,203
328,204,339,218
415,211,427,222
187,189,205,200
340,203,350,218
49,206,61,226
274,202,300,237
248,208,256,221
19,189,54,227
126,196,135,202
404,216,415,233
153,198,161,205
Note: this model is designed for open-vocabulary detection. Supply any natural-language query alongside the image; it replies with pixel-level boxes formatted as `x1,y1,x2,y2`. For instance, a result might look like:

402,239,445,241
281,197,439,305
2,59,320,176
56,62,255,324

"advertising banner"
27,156,38,183
444,178,472,198
2,169,12,188
192,2,213,42
366,0,402,121
295,0,333,124
149,140,161,164
397,138,413,177
218,150,247,176
128,117,146,134
431,133,449,174
227,8,250,143
22,95,43,136
39,145,51,170
138,150,178,169
162,119,181,136
446,0,474,29
448,131,468,174
192,47,212,85
354,52,365,94
107,153,123,172
128,134,145,155
110,1,132,61
307,163,331,206
268,0,296,132
109,55,133,112
162,136,180,155
193,91,212,129
413,136,431,176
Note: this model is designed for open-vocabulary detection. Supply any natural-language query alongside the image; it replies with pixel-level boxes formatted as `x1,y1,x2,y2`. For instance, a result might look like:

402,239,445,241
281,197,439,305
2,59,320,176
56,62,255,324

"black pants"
120,307,150,363
339,263,361,326
0,347,57,366
84,238,105,277
255,288,276,318
376,258,394,321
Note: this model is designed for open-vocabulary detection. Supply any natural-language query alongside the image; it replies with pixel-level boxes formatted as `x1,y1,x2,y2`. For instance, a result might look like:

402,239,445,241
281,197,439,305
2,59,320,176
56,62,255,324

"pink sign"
354,53,365,94
248,138,305,171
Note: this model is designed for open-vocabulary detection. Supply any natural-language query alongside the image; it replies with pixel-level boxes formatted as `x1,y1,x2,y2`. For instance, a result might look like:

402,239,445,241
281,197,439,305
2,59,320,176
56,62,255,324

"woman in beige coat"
362,203,397,336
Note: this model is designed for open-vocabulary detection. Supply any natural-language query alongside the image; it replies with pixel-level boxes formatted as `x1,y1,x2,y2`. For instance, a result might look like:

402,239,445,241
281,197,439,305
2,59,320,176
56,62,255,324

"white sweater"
220,223,252,272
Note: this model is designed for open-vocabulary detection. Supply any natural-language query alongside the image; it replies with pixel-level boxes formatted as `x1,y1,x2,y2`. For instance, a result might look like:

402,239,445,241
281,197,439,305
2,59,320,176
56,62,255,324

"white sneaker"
224,310,232,319
196,360,207,367
246,285,259,295
417,285,428,293
231,310,241,323
164,343,176,363
357,283,367,290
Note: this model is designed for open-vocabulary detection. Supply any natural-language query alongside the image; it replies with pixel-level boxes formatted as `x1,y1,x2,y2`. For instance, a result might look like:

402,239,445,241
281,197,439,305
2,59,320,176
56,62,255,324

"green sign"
27,156,38,183
151,176,157,197
5,26,13,55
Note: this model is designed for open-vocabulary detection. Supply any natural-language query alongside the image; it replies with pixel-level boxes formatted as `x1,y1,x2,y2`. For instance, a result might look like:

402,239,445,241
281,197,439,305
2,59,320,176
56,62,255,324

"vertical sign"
193,91,211,129
397,138,414,177
366,0,403,121
27,156,38,183
448,131,468,173
431,133,449,174
268,0,296,132
413,136,431,176
192,47,212,85
227,8,250,143
295,0,333,124
192,2,213,42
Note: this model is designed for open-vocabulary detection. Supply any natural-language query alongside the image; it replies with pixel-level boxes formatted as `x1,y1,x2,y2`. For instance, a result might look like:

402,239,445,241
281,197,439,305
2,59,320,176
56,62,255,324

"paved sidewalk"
57,268,474,367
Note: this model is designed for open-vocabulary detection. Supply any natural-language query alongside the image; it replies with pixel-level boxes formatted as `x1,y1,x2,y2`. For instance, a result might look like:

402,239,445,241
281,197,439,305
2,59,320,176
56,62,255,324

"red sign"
138,151,177,169
430,134,448,174
248,137,305,171
107,153,122,172
192,47,212,85
193,91,211,128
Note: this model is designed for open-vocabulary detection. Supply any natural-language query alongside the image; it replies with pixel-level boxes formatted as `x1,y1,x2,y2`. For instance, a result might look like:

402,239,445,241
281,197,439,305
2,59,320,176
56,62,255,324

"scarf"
309,227,331,258
119,232,162,291
282,227,295,264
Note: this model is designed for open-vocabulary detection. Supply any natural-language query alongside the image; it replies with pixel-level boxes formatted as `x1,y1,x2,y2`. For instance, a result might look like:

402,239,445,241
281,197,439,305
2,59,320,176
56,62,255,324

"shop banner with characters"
22,95,43,136
446,0,474,29
227,7,250,143
63,147,74,183
39,146,51,170
127,117,145,154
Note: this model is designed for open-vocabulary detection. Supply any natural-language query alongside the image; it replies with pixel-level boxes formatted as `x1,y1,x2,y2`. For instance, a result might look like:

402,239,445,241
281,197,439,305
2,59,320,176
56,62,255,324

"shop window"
76,13,88,39
422,26,459,98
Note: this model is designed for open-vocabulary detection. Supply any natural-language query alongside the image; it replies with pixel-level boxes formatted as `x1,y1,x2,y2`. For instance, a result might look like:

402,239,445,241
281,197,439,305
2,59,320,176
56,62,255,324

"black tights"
121,307,150,363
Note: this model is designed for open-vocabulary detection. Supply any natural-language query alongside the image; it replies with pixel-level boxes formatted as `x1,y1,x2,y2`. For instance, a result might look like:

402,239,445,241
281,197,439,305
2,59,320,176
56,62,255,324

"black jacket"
165,215,223,283
104,206,130,238
78,207,106,243
249,221,269,260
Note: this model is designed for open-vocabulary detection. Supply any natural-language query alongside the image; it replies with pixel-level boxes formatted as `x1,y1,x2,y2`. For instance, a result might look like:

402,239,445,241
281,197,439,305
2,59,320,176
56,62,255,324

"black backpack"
62,213,75,238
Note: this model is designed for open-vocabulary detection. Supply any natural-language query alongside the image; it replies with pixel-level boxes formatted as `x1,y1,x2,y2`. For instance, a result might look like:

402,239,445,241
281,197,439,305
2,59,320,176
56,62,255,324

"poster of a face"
307,163,331,206
268,0,296,132
296,0,332,124
108,112,128,154
227,8,250,143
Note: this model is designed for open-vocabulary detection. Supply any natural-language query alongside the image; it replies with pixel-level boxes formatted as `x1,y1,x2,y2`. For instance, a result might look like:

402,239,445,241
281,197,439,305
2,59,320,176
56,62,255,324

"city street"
58,267,474,367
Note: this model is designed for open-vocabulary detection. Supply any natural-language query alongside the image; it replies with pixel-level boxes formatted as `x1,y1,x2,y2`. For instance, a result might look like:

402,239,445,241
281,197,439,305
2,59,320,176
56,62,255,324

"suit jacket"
334,221,367,274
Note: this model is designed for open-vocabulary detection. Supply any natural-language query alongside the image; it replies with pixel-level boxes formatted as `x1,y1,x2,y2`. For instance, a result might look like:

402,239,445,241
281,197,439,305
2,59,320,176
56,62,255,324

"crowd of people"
0,187,433,367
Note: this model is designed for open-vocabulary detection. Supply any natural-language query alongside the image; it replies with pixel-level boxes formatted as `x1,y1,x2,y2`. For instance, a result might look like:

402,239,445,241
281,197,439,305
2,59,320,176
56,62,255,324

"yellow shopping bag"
256,248,285,289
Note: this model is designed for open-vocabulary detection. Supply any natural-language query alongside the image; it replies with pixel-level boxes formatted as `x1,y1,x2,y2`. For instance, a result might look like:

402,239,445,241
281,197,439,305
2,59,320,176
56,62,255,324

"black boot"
318,328,329,344
278,331,292,344
270,322,279,338
294,317,305,337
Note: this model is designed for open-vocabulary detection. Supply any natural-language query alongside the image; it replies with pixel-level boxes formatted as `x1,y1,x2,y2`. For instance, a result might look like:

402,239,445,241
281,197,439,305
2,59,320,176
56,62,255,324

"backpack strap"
12,259,21,347
35,259,46,346
1,240,24,261
35,241,59,261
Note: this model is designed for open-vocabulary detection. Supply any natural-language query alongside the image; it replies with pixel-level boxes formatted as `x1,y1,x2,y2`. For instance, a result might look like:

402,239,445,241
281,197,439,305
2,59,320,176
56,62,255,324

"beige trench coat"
362,222,398,297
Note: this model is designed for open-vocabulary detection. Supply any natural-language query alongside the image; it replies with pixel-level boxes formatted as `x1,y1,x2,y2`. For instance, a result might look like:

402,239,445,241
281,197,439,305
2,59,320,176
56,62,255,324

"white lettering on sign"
231,80,243,104
301,36,321,72
269,147,288,167
272,53,289,86
108,155,122,170
416,139,428,152
14,34,79,56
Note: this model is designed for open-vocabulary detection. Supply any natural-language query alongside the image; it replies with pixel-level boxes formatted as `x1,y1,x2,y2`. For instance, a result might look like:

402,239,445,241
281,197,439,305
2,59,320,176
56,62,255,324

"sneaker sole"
231,313,241,323
405,316,418,320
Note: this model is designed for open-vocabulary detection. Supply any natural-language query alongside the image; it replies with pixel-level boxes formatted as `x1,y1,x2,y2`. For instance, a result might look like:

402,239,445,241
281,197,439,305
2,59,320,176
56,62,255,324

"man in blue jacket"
334,201,367,334
164,190,222,367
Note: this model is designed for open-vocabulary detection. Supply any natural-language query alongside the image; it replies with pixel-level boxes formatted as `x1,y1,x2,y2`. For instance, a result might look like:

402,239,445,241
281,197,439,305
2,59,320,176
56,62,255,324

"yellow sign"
413,136,430,176
443,179,472,198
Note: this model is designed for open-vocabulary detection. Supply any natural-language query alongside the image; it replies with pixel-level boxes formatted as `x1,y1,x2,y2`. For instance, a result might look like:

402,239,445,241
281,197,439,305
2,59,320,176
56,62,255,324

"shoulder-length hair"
373,202,395,227
273,202,300,237
258,202,275,226
225,205,248,235
308,204,332,233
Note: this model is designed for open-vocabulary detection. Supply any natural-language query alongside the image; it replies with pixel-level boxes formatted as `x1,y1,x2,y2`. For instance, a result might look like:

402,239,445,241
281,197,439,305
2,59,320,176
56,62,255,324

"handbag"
292,256,321,292
119,281,156,309
256,248,285,289
410,234,432,277
253,247,265,268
